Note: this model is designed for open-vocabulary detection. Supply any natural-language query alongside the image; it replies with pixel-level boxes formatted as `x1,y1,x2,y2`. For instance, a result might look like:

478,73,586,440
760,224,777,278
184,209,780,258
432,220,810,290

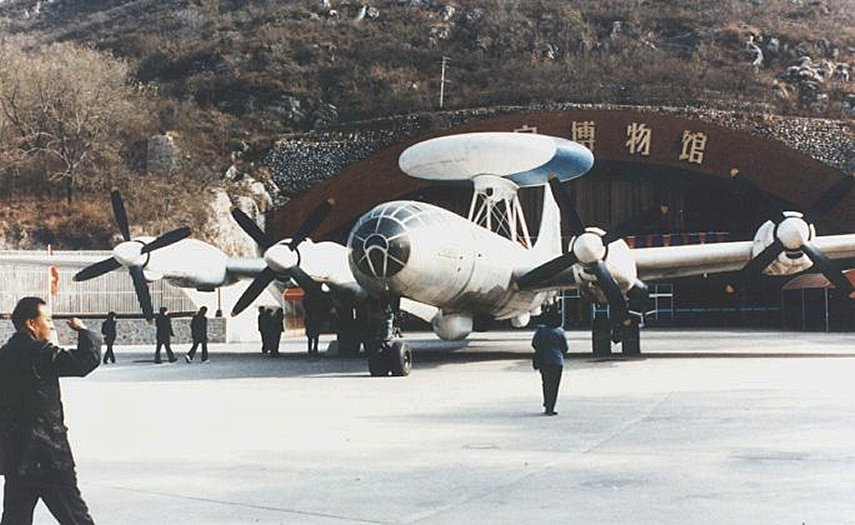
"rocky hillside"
0,0,851,249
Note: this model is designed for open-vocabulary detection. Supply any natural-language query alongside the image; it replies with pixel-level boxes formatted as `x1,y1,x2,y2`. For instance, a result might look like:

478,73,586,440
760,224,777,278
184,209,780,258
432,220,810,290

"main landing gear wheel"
368,351,389,376
388,339,412,377
621,316,641,355
592,316,612,356
367,339,412,377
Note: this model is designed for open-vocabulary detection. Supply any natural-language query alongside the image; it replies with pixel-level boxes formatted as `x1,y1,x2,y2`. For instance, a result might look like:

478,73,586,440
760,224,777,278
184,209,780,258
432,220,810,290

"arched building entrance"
267,108,853,328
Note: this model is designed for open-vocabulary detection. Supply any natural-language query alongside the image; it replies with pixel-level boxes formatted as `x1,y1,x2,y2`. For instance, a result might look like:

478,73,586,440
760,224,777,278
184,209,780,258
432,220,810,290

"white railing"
0,251,196,315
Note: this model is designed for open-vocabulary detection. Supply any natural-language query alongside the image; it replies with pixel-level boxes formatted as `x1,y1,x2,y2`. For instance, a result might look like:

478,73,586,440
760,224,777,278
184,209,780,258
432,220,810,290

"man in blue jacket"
531,309,568,416
0,296,101,524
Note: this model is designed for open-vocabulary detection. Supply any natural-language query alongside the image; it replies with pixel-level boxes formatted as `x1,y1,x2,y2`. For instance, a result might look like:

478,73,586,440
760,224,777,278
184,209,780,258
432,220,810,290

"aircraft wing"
0,252,109,268
224,257,268,280
633,234,855,281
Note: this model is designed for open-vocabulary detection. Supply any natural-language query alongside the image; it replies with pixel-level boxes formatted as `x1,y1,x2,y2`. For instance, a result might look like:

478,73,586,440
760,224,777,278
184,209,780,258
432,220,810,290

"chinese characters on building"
513,124,538,133
571,121,596,152
511,121,710,164
625,122,652,156
679,130,707,164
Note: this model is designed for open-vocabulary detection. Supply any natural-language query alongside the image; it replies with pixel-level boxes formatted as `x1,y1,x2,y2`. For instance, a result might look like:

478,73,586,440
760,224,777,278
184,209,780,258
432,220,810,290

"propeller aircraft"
3,132,854,376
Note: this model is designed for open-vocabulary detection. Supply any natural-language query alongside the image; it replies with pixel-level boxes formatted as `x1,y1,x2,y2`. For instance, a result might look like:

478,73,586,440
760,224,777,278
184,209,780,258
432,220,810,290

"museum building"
267,107,855,330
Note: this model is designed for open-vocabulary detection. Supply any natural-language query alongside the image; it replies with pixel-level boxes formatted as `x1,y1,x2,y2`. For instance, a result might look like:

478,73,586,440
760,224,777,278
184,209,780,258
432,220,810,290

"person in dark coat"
304,311,320,355
185,306,209,363
257,306,269,354
101,311,117,364
0,296,101,524
154,306,176,364
531,309,568,416
303,294,326,356
267,308,284,357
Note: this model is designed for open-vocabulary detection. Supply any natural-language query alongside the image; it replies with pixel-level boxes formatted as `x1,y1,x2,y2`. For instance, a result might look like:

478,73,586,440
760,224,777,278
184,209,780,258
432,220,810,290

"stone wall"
264,103,855,197
0,317,227,346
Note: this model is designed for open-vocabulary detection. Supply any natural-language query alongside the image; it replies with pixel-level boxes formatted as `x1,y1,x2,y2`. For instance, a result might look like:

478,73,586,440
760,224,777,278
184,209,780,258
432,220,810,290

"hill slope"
0,0,851,248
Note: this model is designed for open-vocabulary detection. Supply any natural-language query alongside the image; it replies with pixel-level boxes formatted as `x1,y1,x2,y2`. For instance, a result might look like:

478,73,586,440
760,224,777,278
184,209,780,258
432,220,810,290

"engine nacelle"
146,238,231,289
431,311,473,341
753,214,815,275
572,233,638,304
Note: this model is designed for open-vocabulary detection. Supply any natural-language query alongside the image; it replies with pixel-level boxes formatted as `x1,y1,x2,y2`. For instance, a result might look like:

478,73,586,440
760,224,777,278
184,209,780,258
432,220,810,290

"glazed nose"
352,216,411,278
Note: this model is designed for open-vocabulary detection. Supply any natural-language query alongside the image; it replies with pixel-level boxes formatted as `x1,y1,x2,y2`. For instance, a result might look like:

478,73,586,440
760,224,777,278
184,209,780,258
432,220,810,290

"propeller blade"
111,191,132,241
548,177,586,237
288,198,335,250
805,176,855,222
801,243,855,298
740,239,784,276
516,251,579,289
288,266,323,296
602,205,669,245
141,227,191,254
231,208,273,250
73,257,122,282
128,265,154,321
231,268,276,317
592,261,630,323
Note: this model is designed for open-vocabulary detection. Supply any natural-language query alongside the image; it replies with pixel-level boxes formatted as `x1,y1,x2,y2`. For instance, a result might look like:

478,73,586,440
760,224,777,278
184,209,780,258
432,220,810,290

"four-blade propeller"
733,173,855,298
230,199,334,316
517,177,667,325
73,191,191,320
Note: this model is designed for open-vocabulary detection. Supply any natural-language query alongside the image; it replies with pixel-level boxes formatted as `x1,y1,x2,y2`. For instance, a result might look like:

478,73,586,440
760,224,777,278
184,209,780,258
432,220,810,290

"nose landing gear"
367,300,412,376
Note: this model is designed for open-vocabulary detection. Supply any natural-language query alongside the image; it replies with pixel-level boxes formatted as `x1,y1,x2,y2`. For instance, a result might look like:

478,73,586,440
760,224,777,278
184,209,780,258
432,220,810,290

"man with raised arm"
0,296,101,524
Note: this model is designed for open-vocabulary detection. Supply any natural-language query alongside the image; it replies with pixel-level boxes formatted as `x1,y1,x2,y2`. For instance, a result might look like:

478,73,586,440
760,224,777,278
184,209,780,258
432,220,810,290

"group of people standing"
98,306,210,365
256,307,284,356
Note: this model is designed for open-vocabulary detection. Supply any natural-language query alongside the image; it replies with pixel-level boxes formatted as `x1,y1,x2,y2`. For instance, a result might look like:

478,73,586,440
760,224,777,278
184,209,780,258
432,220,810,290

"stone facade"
264,103,854,197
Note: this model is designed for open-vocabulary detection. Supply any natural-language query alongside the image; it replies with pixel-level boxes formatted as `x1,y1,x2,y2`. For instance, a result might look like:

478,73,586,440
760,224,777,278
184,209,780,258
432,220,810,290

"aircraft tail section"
532,182,562,259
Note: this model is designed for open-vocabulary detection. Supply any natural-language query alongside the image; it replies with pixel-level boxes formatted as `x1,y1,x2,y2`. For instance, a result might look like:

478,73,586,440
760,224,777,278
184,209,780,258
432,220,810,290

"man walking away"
185,306,209,363
154,306,176,364
257,307,269,354
531,309,568,416
0,296,101,524
101,311,117,364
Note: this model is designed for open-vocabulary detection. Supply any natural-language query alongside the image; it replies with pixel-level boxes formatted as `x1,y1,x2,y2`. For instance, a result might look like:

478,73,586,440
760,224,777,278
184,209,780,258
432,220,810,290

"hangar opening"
268,108,854,331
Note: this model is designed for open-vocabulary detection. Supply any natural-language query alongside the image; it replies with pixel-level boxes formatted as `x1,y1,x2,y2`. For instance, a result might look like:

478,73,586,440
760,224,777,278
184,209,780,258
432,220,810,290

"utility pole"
439,56,450,109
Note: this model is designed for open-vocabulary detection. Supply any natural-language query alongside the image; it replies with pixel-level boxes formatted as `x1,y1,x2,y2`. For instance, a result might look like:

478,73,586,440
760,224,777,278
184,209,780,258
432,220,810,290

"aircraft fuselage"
347,201,550,320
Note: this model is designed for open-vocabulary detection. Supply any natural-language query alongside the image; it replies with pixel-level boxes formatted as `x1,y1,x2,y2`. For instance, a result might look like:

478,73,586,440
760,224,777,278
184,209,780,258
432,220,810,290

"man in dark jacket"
267,308,284,357
531,309,568,416
101,311,117,364
185,306,209,363
257,306,269,354
154,306,176,364
0,296,101,524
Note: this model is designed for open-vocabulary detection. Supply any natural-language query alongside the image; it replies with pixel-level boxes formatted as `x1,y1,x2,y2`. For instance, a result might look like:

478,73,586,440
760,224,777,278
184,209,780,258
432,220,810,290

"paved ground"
8,329,855,524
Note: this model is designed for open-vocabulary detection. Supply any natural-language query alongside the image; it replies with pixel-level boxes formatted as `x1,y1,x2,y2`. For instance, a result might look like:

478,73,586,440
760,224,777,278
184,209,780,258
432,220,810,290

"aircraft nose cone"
778,217,810,250
351,216,411,279
573,232,606,265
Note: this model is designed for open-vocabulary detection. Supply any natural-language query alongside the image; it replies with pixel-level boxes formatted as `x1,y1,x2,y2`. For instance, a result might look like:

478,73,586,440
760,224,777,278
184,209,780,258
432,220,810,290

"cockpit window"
351,211,410,278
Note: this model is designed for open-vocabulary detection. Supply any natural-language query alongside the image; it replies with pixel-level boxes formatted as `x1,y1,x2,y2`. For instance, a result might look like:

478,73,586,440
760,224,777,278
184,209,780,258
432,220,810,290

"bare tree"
0,40,152,204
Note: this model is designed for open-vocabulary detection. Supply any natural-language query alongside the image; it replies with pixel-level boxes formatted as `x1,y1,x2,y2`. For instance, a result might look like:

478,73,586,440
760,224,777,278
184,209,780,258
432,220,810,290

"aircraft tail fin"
532,182,562,258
